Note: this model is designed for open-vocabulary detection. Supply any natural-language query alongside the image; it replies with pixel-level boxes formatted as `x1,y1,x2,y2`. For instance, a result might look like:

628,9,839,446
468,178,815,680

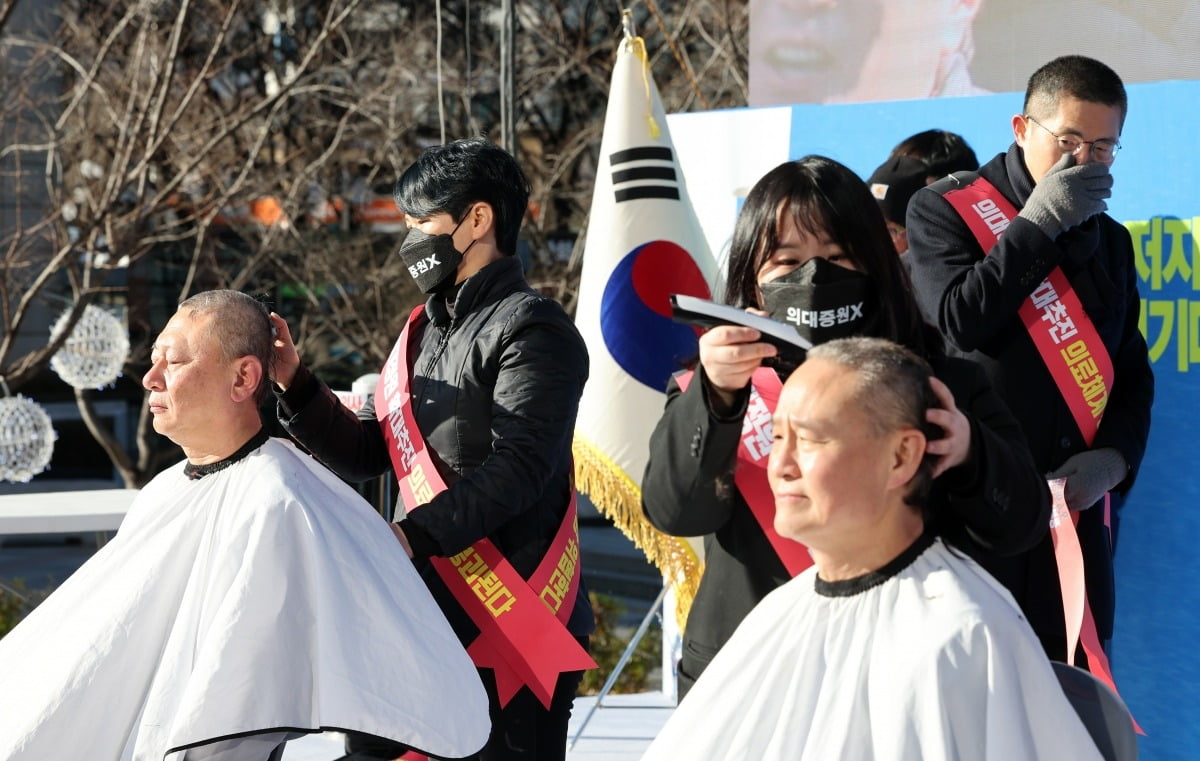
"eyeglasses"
1025,115,1121,163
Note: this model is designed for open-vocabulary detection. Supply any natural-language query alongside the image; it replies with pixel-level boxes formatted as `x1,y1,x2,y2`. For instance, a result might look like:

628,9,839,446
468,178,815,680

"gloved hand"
1018,153,1113,239
1046,447,1129,512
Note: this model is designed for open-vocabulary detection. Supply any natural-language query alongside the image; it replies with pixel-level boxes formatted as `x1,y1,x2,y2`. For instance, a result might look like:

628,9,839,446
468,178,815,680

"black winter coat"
905,144,1154,657
641,352,1049,694
276,256,594,643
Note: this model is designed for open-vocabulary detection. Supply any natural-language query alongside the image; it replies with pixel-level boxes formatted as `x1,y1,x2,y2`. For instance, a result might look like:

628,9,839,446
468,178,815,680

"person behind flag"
641,155,1050,697
867,129,980,254
0,290,490,761
270,137,593,761
866,155,928,255
889,128,980,185
904,55,1154,666
640,337,1104,760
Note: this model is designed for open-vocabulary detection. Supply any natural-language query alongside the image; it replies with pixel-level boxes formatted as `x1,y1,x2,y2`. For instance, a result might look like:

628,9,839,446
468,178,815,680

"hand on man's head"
268,312,301,390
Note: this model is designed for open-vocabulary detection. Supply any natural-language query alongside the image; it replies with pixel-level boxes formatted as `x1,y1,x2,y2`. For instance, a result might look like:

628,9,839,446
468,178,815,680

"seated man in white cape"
642,337,1104,761
0,290,490,761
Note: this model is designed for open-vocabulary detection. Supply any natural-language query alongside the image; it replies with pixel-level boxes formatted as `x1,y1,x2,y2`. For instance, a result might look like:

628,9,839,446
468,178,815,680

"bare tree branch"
0,0,748,486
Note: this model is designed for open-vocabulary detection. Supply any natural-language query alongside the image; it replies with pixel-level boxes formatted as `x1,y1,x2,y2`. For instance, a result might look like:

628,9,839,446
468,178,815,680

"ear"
467,201,496,243
1012,113,1029,147
887,429,926,492
230,356,264,404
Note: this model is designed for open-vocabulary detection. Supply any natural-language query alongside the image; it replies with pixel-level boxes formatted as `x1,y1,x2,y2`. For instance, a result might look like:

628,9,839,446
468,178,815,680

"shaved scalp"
177,290,274,402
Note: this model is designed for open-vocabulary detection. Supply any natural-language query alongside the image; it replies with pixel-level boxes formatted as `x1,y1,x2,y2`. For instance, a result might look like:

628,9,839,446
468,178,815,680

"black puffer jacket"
276,255,594,641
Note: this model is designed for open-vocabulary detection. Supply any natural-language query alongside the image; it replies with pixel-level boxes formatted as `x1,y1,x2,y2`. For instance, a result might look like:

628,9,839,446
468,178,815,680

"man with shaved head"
0,290,488,761
642,337,1103,760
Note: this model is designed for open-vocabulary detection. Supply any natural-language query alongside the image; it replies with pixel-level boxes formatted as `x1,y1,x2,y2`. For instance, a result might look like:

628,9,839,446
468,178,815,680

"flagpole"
568,584,668,750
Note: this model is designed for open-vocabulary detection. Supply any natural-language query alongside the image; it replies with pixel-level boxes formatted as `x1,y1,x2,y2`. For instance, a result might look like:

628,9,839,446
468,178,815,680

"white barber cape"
0,437,489,760
642,535,1104,761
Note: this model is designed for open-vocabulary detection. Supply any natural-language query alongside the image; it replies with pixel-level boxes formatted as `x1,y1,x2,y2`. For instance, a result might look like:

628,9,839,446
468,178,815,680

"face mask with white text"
759,256,877,346
397,216,473,295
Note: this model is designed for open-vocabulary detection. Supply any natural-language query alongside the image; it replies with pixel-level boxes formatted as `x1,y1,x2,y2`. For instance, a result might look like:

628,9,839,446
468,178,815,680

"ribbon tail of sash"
467,622,595,709
468,634,529,707
1048,479,1085,667
1049,480,1142,735
1076,594,1145,735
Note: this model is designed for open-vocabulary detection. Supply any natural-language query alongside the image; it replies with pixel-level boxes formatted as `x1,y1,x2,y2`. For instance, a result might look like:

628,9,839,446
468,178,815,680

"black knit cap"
867,155,928,227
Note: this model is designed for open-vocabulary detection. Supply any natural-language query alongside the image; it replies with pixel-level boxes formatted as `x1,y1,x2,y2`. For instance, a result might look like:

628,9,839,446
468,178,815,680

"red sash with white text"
943,177,1113,439
944,176,1139,731
677,367,814,578
375,305,596,709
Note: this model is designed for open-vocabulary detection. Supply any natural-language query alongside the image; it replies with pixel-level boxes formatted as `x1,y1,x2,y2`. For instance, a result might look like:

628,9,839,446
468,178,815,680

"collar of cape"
183,427,269,481
814,531,936,598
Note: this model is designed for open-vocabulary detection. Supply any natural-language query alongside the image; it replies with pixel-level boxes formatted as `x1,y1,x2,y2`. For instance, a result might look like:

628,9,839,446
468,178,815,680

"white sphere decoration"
49,304,130,389
0,395,56,482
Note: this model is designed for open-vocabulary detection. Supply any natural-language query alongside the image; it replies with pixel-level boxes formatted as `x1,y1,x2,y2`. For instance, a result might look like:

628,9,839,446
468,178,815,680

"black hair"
890,129,979,180
723,155,929,356
393,136,531,257
1023,55,1128,128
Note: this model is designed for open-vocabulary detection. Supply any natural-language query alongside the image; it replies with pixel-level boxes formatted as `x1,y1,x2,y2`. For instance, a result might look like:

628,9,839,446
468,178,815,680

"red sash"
375,305,596,710
677,367,813,577
944,176,1139,731
942,176,1114,439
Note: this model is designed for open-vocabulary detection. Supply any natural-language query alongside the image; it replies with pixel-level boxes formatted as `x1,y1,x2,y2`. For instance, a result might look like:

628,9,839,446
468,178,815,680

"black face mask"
397,218,472,295
759,256,877,346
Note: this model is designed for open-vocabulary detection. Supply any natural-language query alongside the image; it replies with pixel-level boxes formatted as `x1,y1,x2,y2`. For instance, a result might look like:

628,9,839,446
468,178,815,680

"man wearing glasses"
905,55,1154,671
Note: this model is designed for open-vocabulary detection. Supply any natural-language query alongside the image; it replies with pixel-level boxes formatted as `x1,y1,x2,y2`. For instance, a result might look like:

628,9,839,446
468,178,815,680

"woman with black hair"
642,155,1050,697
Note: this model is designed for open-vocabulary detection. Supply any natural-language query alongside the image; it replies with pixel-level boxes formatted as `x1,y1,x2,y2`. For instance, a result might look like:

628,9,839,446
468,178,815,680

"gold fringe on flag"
573,435,701,632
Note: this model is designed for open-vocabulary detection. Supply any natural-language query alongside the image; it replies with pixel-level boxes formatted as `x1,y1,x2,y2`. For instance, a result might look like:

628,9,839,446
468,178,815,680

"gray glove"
1018,153,1113,238
1046,447,1129,512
